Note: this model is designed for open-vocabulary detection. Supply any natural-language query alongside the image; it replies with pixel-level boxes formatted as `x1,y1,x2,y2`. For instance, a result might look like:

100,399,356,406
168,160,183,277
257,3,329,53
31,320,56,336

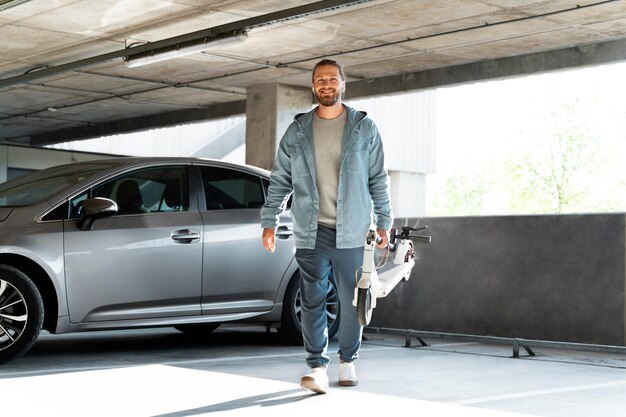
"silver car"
0,157,339,364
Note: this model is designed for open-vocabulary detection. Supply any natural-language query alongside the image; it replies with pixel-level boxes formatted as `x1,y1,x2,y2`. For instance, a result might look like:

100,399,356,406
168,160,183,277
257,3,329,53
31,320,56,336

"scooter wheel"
356,287,373,327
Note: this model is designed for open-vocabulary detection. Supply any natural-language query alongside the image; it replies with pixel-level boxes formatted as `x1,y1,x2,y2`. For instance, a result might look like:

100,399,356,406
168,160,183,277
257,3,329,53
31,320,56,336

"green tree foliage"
429,172,487,216
506,129,600,214
429,102,609,216
428,67,626,217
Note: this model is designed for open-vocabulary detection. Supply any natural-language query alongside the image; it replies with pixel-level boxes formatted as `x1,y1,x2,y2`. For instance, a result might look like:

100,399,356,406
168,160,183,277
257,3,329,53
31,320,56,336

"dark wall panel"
371,214,625,346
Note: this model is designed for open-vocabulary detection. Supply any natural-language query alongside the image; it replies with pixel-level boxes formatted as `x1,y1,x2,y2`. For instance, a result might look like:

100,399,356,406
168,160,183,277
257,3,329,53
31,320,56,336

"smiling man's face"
312,64,345,107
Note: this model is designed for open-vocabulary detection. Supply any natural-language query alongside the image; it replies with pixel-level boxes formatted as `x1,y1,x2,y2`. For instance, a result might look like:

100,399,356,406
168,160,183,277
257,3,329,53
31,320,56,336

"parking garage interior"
2,1,626,416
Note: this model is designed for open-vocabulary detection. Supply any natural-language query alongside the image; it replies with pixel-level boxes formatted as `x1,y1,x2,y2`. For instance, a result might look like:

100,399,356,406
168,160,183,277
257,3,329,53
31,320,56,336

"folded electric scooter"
353,225,431,326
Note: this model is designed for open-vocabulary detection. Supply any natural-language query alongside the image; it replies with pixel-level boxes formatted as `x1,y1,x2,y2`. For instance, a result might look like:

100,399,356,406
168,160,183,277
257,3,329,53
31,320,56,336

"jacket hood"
294,105,367,128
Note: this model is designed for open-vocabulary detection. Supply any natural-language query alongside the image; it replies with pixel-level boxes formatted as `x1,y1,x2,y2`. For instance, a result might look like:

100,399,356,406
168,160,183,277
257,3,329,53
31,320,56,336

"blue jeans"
295,224,364,369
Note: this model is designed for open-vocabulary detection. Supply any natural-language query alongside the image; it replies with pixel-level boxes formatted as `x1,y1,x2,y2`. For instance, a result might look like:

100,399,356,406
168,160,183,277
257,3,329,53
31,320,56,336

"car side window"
199,166,264,210
68,166,189,218
68,191,90,219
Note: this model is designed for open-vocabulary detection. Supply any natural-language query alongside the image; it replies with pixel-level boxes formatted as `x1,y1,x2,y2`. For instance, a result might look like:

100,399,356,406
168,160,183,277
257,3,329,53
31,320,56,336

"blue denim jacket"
261,105,393,249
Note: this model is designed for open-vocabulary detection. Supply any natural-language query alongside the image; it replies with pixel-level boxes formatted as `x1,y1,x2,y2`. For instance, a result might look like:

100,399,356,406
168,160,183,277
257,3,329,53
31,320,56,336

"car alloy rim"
0,279,28,351
294,283,339,328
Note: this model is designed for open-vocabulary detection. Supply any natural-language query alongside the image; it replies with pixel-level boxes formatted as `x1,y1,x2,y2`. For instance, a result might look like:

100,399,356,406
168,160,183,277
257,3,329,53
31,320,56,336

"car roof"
29,156,271,214
70,156,271,177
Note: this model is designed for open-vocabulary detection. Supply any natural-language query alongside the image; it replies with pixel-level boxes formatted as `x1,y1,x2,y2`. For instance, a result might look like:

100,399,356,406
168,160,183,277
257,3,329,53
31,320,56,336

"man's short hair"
312,59,346,82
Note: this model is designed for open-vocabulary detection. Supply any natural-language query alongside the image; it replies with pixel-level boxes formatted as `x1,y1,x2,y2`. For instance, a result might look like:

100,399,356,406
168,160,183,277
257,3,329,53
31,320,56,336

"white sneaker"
300,366,329,394
338,361,358,386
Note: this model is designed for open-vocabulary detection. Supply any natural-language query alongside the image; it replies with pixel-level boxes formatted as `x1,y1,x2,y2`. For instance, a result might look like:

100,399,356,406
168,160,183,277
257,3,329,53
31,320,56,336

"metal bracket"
405,330,429,348
512,338,536,358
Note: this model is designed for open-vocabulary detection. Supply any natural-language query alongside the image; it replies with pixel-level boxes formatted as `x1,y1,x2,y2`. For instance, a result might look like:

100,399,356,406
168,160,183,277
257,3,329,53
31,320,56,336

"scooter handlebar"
411,234,431,244
390,227,432,245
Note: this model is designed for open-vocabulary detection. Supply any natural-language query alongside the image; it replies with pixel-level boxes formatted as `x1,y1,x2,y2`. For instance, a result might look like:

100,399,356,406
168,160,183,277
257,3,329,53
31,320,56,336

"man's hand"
262,228,276,253
376,228,389,249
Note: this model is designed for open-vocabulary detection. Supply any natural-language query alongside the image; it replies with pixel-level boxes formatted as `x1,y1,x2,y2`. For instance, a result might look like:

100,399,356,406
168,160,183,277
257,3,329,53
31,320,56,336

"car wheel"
0,265,44,364
174,323,220,336
280,271,340,344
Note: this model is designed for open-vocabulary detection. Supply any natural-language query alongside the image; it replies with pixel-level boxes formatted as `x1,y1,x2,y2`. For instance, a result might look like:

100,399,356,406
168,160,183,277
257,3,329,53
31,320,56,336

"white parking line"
0,346,395,378
452,380,626,405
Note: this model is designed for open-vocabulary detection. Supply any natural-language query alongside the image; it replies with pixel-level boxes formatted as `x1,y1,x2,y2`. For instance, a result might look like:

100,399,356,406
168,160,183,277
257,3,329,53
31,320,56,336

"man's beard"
315,89,342,107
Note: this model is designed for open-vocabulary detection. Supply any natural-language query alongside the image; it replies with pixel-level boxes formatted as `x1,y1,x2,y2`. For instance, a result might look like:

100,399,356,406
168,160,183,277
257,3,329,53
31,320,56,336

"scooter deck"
376,259,415,298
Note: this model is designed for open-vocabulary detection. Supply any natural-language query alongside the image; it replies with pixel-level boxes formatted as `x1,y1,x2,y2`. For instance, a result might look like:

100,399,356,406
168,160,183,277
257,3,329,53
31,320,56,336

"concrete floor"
1,325,625,416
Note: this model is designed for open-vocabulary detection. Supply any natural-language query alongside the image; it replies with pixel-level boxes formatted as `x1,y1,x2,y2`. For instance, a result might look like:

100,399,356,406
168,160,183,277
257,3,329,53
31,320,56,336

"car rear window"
0,163,115,207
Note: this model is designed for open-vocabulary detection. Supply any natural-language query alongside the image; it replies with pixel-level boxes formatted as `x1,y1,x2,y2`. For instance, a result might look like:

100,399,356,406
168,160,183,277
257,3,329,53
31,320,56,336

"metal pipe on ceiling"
0,0,33,12
0,0,374,90
0,0,619,126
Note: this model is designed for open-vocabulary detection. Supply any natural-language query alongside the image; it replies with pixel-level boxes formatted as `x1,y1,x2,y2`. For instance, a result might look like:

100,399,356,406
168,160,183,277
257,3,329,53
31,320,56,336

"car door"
63,165,203,323
197,165,294,315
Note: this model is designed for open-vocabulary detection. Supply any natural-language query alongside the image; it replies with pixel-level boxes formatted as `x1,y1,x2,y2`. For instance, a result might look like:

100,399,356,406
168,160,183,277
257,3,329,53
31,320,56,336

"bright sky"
435,60,626,172
429,60,626,215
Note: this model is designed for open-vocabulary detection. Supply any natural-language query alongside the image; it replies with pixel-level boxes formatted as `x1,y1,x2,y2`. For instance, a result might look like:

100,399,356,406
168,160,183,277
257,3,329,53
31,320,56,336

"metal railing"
365,327,626,358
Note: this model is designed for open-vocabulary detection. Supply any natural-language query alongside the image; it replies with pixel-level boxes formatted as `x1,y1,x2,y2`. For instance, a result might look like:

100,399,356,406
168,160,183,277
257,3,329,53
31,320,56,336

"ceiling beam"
346,37,626,99
26,37,626,146
29,100,246,146
0,0,373,90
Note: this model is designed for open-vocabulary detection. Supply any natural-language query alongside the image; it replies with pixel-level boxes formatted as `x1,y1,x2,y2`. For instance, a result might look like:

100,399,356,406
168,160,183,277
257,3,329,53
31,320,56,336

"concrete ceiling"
1,0,626,146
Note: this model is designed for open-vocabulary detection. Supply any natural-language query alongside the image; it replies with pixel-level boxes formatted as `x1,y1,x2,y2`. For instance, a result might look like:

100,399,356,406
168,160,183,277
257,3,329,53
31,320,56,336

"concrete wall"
347,90,436,175
0,144,116,183
348,91,437,218
372,214,626,346
389,171,425,218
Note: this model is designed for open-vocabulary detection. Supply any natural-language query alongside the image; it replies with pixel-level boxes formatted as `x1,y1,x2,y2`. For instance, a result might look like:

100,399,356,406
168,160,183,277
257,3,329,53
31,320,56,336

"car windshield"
0,162,117,207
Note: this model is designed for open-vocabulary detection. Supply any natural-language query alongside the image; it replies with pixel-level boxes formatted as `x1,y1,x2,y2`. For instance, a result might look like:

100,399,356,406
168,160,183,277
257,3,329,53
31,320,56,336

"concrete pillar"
390,170,425,218
245,84,312,170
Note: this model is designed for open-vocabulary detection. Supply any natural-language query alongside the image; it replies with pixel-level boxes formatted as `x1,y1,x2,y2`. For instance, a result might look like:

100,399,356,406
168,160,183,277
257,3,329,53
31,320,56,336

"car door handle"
171,229,200,244
276,225,293,239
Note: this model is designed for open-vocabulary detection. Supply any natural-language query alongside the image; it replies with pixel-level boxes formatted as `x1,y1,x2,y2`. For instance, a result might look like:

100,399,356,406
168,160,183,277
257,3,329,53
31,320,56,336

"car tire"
0,265,44,365
174,323,220,336
280,271,340,345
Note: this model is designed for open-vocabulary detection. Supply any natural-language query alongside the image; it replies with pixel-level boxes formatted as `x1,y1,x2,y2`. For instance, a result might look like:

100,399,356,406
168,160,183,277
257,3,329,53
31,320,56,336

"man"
260,58,392,394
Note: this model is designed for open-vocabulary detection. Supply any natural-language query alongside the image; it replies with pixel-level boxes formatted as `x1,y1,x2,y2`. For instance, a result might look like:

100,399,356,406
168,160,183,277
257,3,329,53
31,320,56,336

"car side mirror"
77,197,118,230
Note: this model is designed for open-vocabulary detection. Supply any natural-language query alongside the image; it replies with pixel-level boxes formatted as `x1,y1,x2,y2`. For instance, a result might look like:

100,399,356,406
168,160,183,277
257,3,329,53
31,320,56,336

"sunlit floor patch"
1,364,541,417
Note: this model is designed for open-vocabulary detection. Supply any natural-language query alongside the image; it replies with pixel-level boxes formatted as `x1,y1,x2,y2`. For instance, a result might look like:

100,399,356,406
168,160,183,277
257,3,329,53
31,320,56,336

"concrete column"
389,170,425,218
245,84,312,170
0,145,7,184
